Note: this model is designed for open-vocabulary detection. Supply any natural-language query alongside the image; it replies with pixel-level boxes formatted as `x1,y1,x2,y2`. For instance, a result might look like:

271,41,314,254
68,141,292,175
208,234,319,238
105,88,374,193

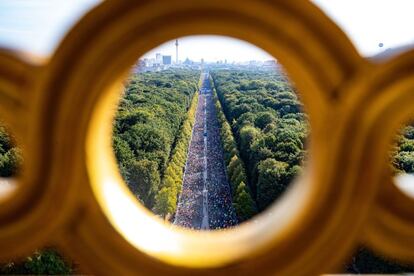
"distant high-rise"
156,53,162,64
175,39,179,64
162,55,172,65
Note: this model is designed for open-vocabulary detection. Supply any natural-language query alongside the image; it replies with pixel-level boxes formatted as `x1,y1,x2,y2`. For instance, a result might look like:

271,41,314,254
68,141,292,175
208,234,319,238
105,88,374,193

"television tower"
175,39,179,64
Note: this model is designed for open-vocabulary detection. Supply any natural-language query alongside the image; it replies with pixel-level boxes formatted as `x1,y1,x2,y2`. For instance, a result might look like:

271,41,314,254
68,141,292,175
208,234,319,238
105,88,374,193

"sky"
143,36,272,62
0,0,99,55
1,1,414,60
313,0,414,56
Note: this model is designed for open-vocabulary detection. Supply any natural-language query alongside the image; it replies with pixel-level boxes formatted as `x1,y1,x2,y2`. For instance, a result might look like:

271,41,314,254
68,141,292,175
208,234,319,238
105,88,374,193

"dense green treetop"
113,69,199,210
0,125,21,177
211,68,307,211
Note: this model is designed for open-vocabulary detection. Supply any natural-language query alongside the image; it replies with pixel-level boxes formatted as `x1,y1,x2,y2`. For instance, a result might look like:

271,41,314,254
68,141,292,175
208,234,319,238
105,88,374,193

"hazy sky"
143,36,272,62
0,0,99,55
1,1,414,60
313,0,414,56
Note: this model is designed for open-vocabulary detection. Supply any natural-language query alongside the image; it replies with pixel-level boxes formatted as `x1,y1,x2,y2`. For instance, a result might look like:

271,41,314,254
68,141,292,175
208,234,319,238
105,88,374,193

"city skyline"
1,1,414,58
142,36,274,63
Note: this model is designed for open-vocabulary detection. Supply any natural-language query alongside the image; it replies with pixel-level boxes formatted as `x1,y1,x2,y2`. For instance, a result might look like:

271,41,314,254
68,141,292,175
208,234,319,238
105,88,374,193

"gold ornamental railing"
0,1,413,275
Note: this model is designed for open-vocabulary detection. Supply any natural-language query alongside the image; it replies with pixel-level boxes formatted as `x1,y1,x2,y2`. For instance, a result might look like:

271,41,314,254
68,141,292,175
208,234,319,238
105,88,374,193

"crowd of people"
205,90,238,229
174,75,238,230
174,96,205,229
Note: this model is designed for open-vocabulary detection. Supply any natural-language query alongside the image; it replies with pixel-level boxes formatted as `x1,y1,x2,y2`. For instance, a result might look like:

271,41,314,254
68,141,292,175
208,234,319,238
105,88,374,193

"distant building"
175,39,179,64
183,58,193,65
132,59,146,73
155,53,162,65
249,60,262,66
264,60,277,66
162,55,172,65
147,58,156,67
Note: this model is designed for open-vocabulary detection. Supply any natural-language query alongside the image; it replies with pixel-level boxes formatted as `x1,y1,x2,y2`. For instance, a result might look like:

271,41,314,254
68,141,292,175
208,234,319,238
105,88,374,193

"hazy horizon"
142,36,274,63
1,1,414,59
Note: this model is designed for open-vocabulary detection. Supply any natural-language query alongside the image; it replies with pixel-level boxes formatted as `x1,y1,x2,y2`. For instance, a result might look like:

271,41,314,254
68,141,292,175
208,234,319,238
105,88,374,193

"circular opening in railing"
85,31,325,268
391,121,414,199
111,36,309,230
0,122,23,202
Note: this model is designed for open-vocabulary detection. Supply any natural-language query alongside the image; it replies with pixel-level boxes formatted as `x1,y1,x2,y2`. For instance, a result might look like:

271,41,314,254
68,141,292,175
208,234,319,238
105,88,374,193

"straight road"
174,73,237,230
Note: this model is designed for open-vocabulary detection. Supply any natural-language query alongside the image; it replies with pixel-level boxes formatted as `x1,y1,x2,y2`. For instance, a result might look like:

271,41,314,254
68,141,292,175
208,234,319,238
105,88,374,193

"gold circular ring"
341,51,414,262
28,0,378,275
0,49,66,259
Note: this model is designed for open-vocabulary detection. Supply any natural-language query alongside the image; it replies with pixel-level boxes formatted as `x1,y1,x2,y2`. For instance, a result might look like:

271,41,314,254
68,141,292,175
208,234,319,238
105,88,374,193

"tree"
273,141,302,164
0,126,12,153
116,109,153,133
232,103,252,119
230,164,247,191
0,154,10,177
256,158,289,211
126,160,160,208
0,148,22,177
227,155,243,179
23,250,71,275
233,182,257,222
1,249,71,275
394,151,414,173
255,111,277,129
123,123,170,154
113,136,134,166
263,123,277,134
153,187,177,218
286,165,303,182
236,112,256,130
239,126,261,156
399,140,414,152
404,126,414,139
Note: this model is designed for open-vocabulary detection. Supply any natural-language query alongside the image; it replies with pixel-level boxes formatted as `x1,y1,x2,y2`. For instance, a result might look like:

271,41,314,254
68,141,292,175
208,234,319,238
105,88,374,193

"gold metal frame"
0,0,412,274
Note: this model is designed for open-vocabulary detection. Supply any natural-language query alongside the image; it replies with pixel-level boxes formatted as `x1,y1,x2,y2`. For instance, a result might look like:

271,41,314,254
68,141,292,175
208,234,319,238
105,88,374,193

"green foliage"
400,140,414,152
153,89,199,218
394,151,414,173
0,126,12,153
239,126,261,156
345,247,414,274
257,158,289,211
233,182,257,222
153,186,177,218
0,249,71,275
113,69,199,212
211,66,411,273
0,126,22,177
122,123,170,154
127,160,160,207
211,68,307,211
255,111,277,129
403,126,414,139
393,124,414,174
211,79,257,221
